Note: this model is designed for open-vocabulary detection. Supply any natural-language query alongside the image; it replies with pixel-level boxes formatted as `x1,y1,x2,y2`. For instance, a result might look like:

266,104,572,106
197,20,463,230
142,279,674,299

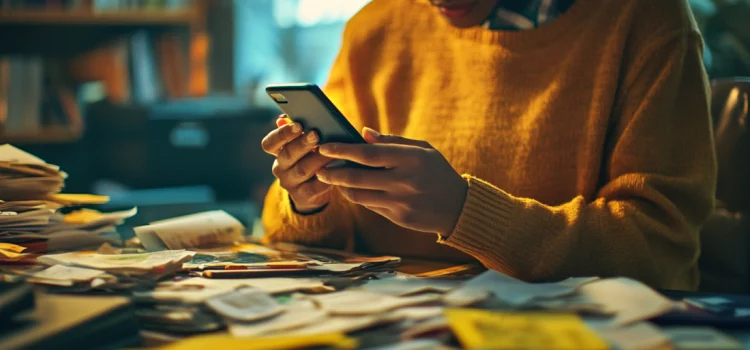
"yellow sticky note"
445,309,609,350
49,193,110,205
0,243,26,253
159,332,357,350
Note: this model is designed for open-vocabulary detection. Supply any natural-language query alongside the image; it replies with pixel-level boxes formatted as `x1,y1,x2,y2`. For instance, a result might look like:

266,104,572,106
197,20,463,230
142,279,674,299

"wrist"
290,196,329,215
439,173,469,237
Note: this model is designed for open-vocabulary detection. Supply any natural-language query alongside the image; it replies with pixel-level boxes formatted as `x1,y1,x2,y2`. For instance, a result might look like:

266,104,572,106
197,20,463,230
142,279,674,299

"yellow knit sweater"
262,0,717,290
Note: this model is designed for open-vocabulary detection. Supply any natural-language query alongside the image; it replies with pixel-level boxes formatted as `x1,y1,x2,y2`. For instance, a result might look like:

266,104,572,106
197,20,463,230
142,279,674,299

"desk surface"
6,260,750,349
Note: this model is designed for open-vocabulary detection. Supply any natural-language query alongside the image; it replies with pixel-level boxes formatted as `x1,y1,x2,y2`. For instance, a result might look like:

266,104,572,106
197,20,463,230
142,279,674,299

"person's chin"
442,17,483,28
434,0,497,28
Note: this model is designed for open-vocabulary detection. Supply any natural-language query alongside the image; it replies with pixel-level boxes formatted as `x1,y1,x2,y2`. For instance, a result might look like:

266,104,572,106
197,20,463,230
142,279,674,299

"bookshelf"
0,1,208,145
0,125,82,144
0,11,196,25
0,11,197,55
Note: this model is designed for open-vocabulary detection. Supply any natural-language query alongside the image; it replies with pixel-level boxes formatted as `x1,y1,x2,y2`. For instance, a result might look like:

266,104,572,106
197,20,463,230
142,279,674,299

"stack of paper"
440,270,680,330
305,290,441,316
0,144,66,200
228,299,329,337
180,242,393,276
0,205,136,254
0,145,136,253
0,242,35,262
25,264,116,289
158,277,334,295
0,200,61,241
360,275,461,296
37,250,195,279
443,271,590,307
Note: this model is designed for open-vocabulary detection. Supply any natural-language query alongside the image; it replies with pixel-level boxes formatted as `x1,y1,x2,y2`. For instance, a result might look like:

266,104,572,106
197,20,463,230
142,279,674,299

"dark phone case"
266,83,372,168
265,83,365,144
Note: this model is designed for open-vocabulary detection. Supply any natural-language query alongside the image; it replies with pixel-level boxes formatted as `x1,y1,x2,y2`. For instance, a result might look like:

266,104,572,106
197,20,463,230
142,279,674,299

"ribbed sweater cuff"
278,190,347,242
438,174,519,271
262,181,353,251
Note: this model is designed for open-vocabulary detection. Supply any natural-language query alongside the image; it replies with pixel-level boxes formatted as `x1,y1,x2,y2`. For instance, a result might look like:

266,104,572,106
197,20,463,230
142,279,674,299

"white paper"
0,144,49,165
442,288,491,307
360,276,460,296
308,290,440,316
444,270,594,307
309,263,364,273
0,200,62,211
578,278,676,327
133,226,168,251
279,313,402,337
76,207,137,229
26,278,74,287
142,288,234,304
31,265,107,281
229,300,328,337
529,294,606,314
206,288,283,322
134,210,244,251
163,277,333,295
390,306,445,321
592,322,671,350
37,250,195,271
0,208,53,224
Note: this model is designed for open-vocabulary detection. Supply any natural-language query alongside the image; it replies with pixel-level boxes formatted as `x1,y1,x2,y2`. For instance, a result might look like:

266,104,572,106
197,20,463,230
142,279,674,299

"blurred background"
0,0,747,236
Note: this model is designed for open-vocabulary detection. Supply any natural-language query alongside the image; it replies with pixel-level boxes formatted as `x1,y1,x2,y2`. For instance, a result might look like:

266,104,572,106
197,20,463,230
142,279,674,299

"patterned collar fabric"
482,0,575,31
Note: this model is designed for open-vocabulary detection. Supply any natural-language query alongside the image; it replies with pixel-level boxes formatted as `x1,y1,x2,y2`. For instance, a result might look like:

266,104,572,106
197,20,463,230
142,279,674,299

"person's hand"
315,128,468,236
261,115,333,213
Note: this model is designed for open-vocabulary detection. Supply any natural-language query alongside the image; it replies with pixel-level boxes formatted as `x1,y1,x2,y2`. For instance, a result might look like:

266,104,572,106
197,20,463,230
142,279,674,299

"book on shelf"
129,30,163,103
0,59,8,125
1,57,42,134
69,30,180,104
0,57,83,138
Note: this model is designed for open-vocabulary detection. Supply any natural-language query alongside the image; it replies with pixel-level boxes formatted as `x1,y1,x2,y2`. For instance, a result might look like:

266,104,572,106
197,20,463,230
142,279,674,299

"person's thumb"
362,127,432,148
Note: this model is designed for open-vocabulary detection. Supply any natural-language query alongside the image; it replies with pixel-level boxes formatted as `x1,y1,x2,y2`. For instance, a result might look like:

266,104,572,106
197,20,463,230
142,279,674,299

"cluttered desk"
1,144,750,350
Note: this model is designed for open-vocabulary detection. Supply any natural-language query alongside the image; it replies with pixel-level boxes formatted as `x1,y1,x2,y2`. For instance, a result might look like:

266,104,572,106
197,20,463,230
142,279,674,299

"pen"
203,269,328,279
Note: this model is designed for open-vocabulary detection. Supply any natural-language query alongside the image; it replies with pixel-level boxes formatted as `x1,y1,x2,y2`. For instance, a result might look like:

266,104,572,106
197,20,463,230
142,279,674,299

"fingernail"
306,131,318,144
363,127,380,137
291,123,302,133
316,171,328,182
318,144,332,155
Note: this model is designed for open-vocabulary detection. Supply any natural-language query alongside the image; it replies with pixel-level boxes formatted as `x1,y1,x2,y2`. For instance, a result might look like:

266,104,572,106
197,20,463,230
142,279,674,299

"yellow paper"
63,209,104,224
0,248,27,260
158,332,357,350
49,193,110,205
445,309,609,350
0,243,26,253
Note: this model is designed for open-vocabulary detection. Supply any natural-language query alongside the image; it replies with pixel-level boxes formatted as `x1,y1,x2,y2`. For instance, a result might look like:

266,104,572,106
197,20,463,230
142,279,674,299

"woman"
260,0,716,290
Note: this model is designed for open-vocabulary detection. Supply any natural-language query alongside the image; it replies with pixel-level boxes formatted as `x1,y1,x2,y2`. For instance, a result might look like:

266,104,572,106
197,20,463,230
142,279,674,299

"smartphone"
266,83,365,143
266,83,368,168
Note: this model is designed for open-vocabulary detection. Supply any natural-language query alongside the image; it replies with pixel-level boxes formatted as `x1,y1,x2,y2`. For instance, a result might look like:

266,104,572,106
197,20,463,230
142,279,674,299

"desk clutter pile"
1,145,748,350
